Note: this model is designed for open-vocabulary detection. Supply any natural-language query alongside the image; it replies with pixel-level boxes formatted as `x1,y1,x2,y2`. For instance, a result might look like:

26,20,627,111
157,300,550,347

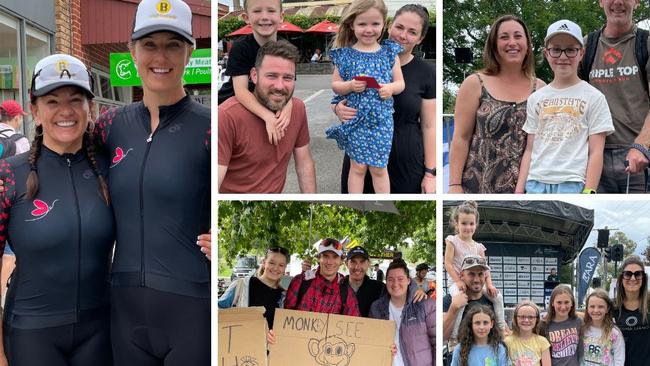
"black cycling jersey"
0,147,115,329
95,95,211,298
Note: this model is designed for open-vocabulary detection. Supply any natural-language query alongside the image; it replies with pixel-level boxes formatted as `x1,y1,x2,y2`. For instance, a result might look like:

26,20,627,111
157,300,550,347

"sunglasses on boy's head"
462,257,486,266
321,238,342,251
622,270,645,280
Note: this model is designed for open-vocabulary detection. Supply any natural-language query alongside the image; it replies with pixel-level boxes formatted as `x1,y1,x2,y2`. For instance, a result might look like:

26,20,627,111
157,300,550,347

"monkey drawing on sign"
308,336,356,366
239,356,259,366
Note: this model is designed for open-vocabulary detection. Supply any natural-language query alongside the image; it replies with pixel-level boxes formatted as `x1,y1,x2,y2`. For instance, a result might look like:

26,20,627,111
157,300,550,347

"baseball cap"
132,0,195,45
31,54,94,98
0,100,27,117
460,255,491,272
316,238,343,257
346,246,369,260
544,19,583,46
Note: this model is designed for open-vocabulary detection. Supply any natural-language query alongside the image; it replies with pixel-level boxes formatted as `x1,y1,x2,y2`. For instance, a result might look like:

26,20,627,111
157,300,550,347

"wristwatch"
424,167,436,176
582,188,597,194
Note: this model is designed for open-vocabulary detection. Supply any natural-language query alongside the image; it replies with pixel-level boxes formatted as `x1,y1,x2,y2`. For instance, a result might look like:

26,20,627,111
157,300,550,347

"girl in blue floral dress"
326,0,405,193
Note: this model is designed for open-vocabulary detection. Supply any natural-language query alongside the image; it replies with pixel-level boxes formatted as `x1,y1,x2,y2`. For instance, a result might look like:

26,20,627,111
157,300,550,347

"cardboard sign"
269,309,395,366
218,307,268,366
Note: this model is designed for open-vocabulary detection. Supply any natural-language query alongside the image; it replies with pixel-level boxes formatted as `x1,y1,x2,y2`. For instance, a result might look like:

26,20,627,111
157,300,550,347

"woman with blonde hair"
613,256,649,366
448,14,545,193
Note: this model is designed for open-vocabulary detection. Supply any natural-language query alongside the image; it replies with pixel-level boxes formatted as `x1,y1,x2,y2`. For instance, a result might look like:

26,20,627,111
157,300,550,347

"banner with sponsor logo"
109,48,210,86
577,247,601,305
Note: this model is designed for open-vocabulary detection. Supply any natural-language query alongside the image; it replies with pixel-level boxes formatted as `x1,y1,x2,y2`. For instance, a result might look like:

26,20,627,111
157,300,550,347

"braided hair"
27,90,110,205
83,128,110,205
25,124,43,199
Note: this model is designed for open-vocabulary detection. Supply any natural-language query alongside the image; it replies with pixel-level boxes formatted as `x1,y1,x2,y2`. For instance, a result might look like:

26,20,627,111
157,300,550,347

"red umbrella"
306,20,339,33
226,21,303,37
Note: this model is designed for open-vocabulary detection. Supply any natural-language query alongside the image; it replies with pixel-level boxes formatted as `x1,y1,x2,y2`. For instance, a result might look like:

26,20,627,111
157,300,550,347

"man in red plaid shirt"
284,238,360,316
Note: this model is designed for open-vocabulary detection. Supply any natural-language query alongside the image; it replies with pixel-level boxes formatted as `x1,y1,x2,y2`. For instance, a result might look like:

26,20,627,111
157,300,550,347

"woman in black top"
0,53,114,366
336,4,436,193
614,255,650,366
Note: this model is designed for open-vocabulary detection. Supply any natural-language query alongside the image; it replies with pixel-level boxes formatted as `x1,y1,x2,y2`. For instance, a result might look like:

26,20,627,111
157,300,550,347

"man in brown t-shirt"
584,0,650,193
218,41,316,193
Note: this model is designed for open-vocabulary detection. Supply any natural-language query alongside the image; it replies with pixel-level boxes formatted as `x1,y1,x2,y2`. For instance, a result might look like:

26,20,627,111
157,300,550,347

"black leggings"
3,312,112,366
111,286,210,366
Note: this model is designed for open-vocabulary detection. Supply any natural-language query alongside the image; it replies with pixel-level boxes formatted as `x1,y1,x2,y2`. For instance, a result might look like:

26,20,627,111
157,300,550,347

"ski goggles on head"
30,54,94,98
317,238,343,256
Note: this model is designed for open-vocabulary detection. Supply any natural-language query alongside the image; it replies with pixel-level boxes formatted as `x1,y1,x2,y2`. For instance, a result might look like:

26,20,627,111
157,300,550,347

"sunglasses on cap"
463,256,487,266
622,270,645,280
321,238,342,251
30,61,94,96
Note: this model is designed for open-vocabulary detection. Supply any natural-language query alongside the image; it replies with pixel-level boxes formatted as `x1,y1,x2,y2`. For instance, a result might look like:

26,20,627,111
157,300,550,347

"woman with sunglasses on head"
219,247,290,329
0,54,114,366
93,0,210,364
613,256,650,366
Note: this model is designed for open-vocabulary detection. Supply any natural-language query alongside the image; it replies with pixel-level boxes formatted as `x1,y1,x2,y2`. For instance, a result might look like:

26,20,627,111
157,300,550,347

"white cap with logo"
31,54,94,98
132,0,195,45
545,19,583,46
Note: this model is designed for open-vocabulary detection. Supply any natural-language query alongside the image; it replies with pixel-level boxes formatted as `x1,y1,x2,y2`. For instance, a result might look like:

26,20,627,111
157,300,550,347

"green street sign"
109,48,211,86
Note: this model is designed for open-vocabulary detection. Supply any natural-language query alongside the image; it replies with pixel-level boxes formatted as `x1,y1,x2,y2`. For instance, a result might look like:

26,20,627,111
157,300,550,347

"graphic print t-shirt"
504,334,550,366
524,81,614,184
545,317,583,366
582,325,625,366
587,26,650,148
614,306,650,366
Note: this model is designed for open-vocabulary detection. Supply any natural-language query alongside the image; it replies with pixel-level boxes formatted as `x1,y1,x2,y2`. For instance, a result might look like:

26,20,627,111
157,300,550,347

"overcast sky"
561,198,650,256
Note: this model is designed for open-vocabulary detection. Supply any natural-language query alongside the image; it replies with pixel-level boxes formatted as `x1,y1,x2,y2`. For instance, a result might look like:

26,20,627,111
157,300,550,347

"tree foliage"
217,16,246,39
595,231,638,288
218,201,435,269
443,0,650,106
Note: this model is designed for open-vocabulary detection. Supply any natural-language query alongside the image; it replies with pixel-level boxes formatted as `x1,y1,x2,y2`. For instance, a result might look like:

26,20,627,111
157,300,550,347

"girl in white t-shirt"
445,201,506,337
581,289,625,366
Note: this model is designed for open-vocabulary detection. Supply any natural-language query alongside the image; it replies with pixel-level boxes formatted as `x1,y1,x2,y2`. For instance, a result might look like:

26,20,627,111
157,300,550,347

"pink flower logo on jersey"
25,199,59,222
110,147,133,168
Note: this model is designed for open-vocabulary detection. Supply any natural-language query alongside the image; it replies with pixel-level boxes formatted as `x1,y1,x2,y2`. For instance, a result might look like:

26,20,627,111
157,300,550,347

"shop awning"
226,21,304,37
81,0,211,45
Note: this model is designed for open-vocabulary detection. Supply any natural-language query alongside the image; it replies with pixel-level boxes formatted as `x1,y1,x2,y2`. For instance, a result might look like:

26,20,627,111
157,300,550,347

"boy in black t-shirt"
218,0,292,145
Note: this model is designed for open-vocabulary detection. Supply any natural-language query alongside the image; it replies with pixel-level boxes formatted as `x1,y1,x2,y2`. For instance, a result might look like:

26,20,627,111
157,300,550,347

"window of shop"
0,13,20,104
91,68,132,115
0,12,53,139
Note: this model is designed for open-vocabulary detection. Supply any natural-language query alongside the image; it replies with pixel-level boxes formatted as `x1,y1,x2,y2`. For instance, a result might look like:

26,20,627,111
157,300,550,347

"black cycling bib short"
96,95,210,366
0,147,115,366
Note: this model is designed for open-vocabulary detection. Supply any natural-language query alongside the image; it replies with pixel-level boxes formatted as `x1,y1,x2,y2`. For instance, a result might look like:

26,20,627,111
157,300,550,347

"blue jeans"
525,180,584,194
